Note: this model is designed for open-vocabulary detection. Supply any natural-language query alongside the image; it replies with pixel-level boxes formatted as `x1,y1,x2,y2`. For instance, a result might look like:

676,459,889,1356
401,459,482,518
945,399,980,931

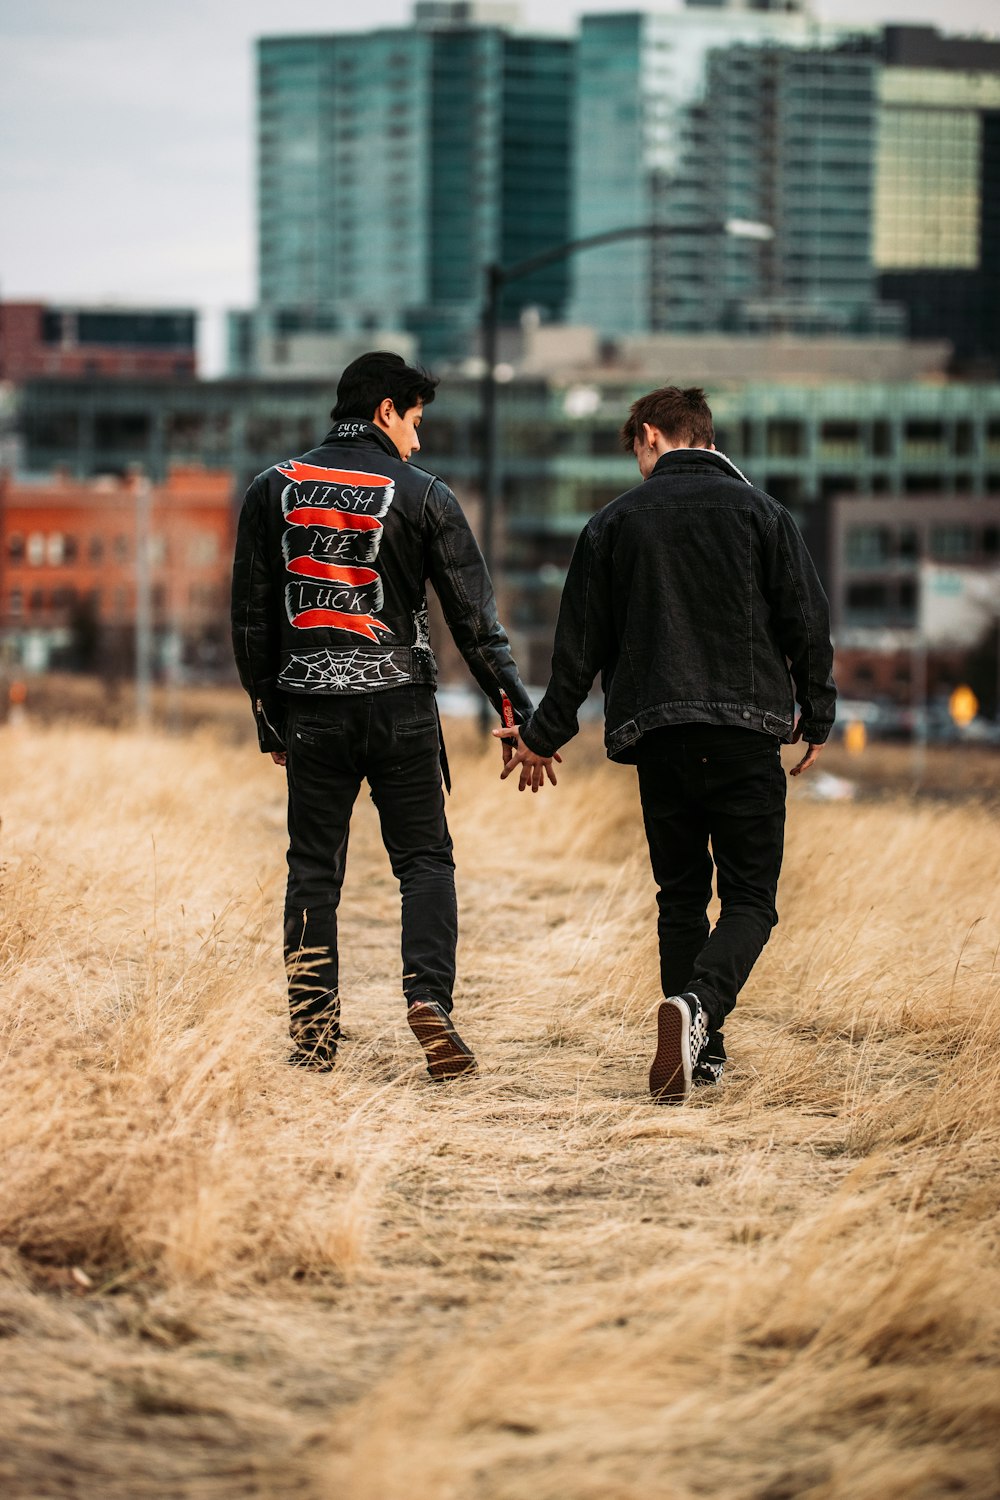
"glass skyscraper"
569,2,814,334
682,41,899,335
256,8,573,361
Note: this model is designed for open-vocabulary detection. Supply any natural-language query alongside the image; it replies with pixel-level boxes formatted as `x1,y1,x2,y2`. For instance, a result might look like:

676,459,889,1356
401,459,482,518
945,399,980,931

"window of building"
898,579,917,619
904,420,946,454
930,525,975,560
8,534,24,562
46,533,64,566
27,533,45,566
820,421,861,456
89,536,104,563
846,581,888,616
898,527,920,561
846,525,891,567
30,588,44,612
189,535,219,566
114,536,129,562
9,588,23,616
767,420,804,458
872,420,893,457
954,420,974,456
64,536,78,563
984,527,1000,557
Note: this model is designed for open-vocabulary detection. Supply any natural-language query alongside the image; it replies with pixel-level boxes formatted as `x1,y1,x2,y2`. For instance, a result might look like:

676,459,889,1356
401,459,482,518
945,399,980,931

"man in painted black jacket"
233,352,533,1079
497,386,836,1105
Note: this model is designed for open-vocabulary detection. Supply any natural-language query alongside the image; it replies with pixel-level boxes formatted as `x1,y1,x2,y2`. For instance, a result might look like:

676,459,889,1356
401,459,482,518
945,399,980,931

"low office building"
0,302,198,382
14,370,1000,683
828,492,1000,705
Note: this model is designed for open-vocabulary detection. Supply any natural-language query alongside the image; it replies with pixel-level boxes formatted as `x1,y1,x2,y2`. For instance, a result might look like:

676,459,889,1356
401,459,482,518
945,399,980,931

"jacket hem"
606,701,796,762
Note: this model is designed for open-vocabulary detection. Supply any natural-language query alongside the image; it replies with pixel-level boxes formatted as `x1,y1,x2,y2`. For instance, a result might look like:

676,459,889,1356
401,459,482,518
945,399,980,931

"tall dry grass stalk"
1,716,998,1498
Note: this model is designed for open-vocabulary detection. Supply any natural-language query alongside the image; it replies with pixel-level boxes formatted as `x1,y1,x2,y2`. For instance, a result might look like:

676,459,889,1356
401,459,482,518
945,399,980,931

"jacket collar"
651,447,752,486
321,420,401,463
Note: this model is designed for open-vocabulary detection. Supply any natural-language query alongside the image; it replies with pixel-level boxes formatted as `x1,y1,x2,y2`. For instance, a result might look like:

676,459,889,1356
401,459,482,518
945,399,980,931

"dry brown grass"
1,714,999,1499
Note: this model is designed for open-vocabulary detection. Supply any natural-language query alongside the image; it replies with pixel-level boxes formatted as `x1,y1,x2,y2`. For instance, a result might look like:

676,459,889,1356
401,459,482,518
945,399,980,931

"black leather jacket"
520,448,836,763
232,421,532,752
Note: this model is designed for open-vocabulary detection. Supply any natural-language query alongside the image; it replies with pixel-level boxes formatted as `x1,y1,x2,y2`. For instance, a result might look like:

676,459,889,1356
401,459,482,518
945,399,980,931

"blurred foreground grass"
1,712,998,1498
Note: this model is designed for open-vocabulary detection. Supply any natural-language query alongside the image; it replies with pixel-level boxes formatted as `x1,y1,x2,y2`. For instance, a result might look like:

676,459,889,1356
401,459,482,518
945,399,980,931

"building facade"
828,493,1000,708
14,371,1000,684
0,303,197,382
0,466,233,674
873,26,1000,374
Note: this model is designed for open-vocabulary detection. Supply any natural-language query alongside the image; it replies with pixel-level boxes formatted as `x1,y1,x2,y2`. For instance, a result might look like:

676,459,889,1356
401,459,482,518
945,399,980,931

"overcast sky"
2,0,998,371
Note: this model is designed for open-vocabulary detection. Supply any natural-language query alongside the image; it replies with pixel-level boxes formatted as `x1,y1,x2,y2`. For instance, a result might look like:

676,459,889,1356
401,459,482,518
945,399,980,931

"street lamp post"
477,218,773,584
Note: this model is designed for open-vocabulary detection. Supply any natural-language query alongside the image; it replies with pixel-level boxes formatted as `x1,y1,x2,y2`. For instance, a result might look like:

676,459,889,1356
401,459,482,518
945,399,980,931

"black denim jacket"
520,449,836,763
232,422,532,752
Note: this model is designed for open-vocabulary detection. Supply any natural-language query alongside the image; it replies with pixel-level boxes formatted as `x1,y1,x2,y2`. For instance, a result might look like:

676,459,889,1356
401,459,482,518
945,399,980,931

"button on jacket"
520,448,836,763
232,421,533,752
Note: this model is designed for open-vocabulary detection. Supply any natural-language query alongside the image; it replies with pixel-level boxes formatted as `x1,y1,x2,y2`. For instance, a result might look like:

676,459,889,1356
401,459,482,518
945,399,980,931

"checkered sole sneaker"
693,1054,725,1086
407,1001,477,1081
649,993,710,1105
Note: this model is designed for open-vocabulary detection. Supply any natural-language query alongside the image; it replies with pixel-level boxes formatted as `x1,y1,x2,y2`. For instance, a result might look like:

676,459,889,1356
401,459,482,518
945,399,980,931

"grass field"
1,713,999,1499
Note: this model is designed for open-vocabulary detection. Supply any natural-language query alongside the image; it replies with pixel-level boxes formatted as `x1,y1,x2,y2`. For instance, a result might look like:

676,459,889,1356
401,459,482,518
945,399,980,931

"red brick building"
0,466,233,673
0,302,197,381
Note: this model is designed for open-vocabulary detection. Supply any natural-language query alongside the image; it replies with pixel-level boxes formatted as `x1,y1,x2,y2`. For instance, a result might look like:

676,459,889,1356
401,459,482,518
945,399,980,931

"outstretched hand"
492,726,562,793
789,718,822,777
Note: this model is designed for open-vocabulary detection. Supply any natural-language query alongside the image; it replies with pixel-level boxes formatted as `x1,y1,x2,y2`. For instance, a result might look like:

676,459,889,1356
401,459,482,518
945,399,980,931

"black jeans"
282,685,456,1033
635,724,786,1037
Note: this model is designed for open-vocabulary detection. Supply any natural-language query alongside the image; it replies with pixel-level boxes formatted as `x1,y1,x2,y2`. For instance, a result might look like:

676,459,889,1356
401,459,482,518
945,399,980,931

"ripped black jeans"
282,685,456,1035
636,724,786,1040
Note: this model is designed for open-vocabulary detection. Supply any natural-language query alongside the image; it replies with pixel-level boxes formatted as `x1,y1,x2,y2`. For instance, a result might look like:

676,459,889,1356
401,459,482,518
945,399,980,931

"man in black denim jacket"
498,386,836,1104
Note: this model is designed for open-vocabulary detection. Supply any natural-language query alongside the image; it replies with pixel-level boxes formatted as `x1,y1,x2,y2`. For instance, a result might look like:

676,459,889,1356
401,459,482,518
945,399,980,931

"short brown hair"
620,385,714,452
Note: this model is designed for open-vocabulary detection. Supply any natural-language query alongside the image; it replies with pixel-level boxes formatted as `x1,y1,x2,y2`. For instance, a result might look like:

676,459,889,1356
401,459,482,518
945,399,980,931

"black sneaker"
407,1000,477,1081
649,992,710,1105
693,1023,726,1085
693,1049,725,1086
288,1016,340,1072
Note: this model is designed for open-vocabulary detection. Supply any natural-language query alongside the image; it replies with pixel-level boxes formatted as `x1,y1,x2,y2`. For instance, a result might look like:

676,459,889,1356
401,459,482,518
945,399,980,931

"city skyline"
3,0,1000,373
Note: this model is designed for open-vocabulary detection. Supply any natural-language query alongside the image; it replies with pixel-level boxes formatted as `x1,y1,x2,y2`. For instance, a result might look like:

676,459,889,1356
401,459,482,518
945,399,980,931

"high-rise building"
569,1,815,334
873,26,1000,374
675,40,901,335
255,4,573,362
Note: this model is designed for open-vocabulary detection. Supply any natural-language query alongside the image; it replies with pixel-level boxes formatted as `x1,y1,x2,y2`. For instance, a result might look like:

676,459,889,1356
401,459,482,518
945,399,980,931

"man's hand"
492,727,562,793
270,750,287,767
789,719,821,777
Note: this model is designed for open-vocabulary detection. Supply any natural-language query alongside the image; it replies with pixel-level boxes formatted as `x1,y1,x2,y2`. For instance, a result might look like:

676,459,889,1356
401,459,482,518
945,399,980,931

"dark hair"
620,385,714,452
331,351,438,421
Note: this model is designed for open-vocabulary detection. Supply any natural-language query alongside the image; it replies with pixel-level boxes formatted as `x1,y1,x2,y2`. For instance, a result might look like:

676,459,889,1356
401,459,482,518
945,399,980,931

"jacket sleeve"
425,480,533,721
761,505,837,745
518,521,612,758
231,477,287,753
